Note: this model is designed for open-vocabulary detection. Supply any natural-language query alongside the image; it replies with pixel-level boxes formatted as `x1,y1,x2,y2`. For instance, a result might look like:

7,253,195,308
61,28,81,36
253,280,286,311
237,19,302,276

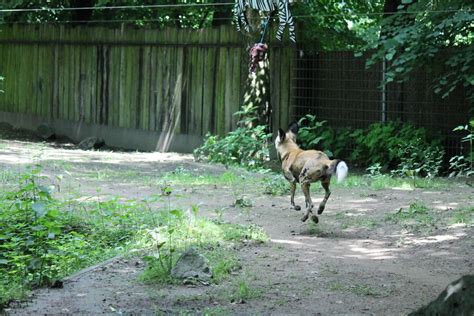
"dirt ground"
1,136,473,315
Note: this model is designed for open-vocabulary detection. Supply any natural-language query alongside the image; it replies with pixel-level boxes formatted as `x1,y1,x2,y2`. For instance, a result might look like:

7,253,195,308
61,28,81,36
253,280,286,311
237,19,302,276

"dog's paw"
317,206,325,215
301,214,309,222
310,215,319,224
294,205,301,211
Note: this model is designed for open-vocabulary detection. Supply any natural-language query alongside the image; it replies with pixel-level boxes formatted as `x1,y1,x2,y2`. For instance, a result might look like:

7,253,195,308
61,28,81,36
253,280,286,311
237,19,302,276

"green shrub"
0,168,158,308
449,155,473,177
297,114,351,158
297,115,327,149
262,174,290,196
449,119,474,177
296,116,444,174
193,125,271,169
391,138,445,178
350,121,443,170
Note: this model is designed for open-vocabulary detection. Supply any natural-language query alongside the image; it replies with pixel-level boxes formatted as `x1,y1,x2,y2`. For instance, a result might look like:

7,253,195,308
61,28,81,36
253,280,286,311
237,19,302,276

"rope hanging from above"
233,0,296,43
249,15,270,73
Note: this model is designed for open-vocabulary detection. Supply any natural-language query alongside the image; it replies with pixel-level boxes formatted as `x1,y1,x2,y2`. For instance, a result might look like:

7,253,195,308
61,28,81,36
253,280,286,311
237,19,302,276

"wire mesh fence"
291,49,471,159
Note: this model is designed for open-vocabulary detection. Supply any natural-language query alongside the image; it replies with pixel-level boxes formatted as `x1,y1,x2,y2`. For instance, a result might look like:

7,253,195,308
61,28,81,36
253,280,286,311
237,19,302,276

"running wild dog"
275,122,348,223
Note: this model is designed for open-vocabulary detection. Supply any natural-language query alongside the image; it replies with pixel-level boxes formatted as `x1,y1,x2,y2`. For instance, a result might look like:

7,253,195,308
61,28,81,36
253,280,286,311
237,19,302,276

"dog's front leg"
283,168,296,183
290,181,301,211
284,169,301,211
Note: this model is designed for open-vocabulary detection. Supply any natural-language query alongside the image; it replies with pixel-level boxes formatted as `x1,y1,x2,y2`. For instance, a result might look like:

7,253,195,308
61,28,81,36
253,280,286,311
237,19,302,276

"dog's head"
275,122,299,149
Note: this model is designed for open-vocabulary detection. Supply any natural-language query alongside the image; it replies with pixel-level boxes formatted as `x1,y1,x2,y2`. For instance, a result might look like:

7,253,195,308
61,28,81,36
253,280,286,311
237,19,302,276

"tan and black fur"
275,122,348,223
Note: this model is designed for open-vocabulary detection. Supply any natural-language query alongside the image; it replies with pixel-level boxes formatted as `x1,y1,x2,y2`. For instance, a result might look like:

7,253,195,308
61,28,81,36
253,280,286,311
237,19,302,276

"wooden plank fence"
1,24,467,154
0,24,295,140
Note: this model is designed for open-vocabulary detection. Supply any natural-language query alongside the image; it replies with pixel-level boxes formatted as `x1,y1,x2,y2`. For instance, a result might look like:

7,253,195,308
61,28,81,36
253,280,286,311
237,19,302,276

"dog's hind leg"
317,179,331,215
290,181,301,211
300,182,313,222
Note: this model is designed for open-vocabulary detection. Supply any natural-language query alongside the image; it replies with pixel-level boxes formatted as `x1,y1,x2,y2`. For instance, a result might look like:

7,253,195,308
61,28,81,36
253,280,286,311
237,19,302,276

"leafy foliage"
3,0,387,51
0,168,130,308
367,0,474,102
0,166,268,308
449,119,474,177
262,173,290,196
297,114,351,158
140,201,267,283
1,0,228,28
350,121,444,175
194,120,271,169
391,138,444,186
385,201,435,233
296,115,444,176
294,0,384,50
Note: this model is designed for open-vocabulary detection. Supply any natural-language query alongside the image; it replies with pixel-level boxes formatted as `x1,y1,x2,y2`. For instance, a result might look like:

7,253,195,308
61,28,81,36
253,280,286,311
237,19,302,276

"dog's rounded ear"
278,128,286,141
288,121,299,134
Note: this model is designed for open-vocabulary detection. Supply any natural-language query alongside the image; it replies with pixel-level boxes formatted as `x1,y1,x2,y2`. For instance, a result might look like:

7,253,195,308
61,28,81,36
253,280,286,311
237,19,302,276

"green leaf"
170,209,182,217
47,209,60,218
49,226,61,235
32,202,47,218
385,51,395,61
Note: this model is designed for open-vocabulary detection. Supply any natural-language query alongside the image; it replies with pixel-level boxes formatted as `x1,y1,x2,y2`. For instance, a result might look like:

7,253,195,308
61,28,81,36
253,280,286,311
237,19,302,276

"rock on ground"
78,136,105,150
36,123,55,140
409,275,474,316
171,247,212,281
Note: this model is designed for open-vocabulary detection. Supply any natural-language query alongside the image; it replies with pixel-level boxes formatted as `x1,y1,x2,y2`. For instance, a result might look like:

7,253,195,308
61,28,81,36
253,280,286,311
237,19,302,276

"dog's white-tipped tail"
336,161,348,183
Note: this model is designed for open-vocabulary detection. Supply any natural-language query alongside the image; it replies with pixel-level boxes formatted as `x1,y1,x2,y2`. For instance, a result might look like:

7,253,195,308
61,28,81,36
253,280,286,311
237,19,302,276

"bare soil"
1,137,473,315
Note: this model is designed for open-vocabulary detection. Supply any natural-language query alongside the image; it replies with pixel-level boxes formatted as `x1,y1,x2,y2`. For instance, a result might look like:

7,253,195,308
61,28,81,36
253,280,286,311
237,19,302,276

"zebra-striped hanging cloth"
234,0,296,43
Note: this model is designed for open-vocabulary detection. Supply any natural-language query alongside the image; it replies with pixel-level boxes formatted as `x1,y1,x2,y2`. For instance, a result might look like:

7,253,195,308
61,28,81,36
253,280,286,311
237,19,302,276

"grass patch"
329,282,345,292
346,217,379,229
260,173,452,193
385,202,436,233
0,166,268,309
329,281,389,297
0,167,170,309
262,174,290,196
162,170,238,186
200,306,231,315
228,277,262,303
0,170,19,184
334,212,380,229
207,250,242,283
140,220,267,284
349,284,384,296
300,221,329,236
332,174,451,190
386,203,473,235
448,206,474,226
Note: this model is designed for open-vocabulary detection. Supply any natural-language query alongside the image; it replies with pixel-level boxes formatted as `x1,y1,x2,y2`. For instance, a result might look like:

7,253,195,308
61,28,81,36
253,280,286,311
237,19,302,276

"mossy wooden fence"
0,24,295,138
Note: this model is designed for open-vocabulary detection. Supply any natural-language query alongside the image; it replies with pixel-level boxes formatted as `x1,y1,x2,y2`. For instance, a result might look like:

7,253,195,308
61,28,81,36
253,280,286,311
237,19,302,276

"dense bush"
390,138,444,178
0,168,156,309
297,115,351,158
193,125,271,169
449,119,474,177
350,121,444,171
296,115,445,177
